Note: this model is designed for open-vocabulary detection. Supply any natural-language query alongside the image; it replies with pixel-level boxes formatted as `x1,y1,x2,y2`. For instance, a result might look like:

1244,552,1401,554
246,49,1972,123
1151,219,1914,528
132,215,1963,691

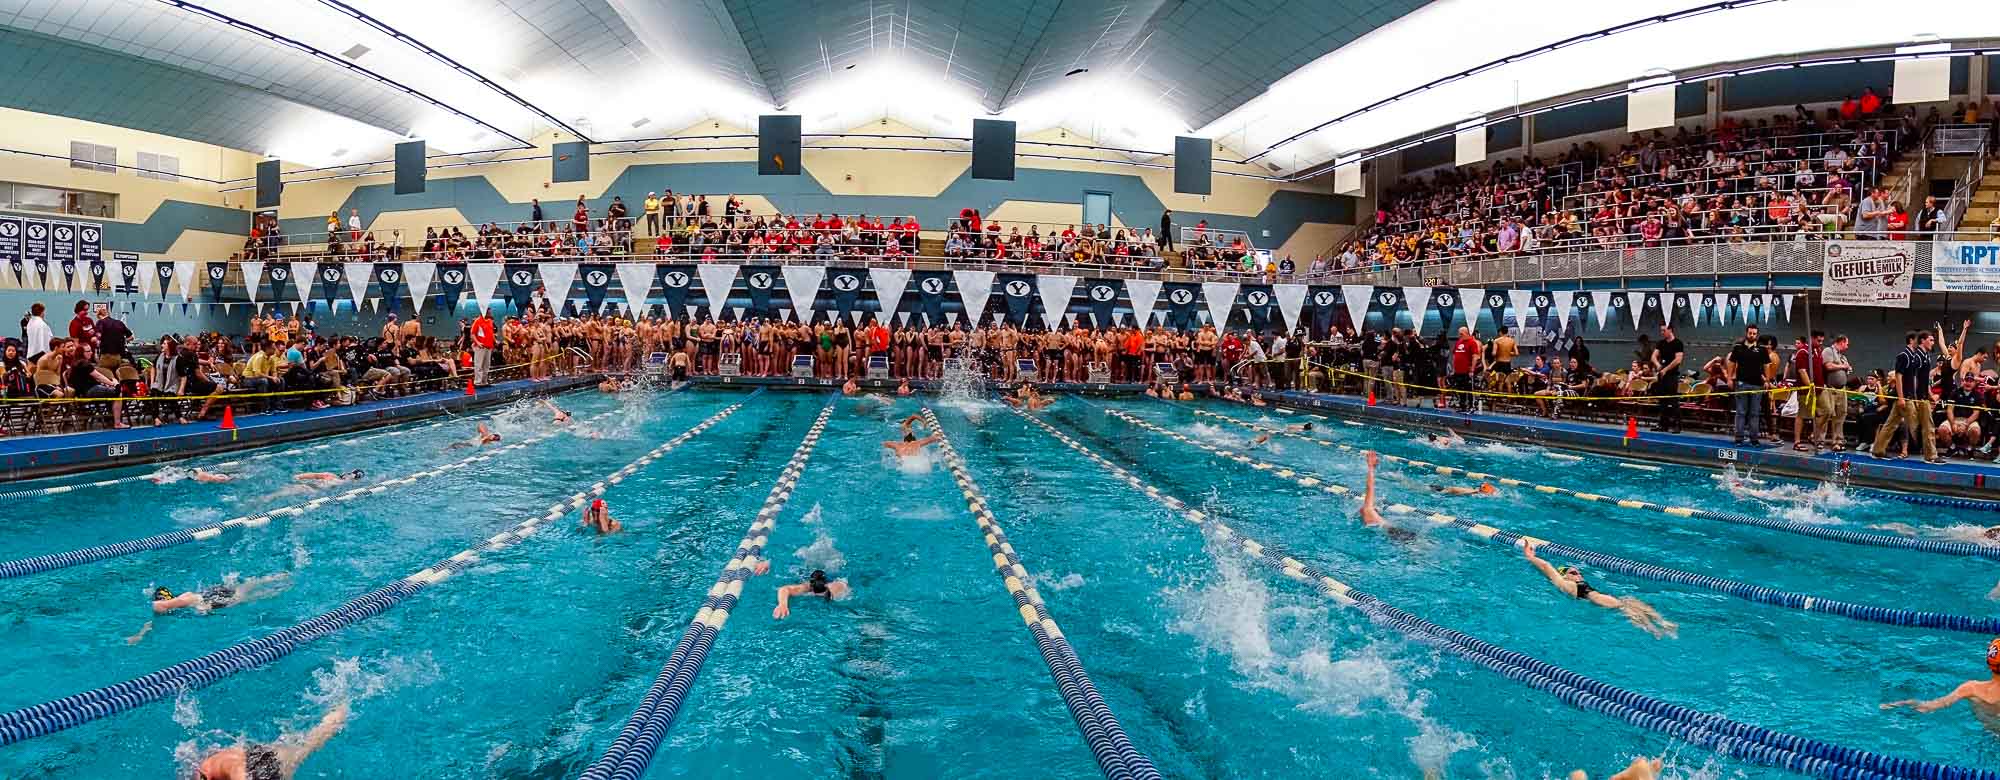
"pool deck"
0,375,597,482
1235,387,2000,500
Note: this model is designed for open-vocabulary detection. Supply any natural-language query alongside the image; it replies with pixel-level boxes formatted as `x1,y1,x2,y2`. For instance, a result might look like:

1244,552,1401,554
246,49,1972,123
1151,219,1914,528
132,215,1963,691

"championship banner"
827,268,865,324
999,273,1035,327
656,265,693,319
205,261,229,302
1083,279,1121,329
954,270,995,326
1273,283,1308,332
1036,274,1079,331
77,224,101,276
402,262,434,314
1310,287,1339,337
869,268,912,326
539,262,579,314
1933,242,2000,292
614,263,652,312
1822,240,1912,309
1165,282,1200,330
466,262,503,315
49,223,77,290
579,264,613,315
1127,279,1164,329
1242,285,1274,332
1201,281,1239,329
22,219,49,286
506,263,542,313
435,264,467,313
373,264,405,315
1430,288,1461,334
915,271,950,328
0,217,21,285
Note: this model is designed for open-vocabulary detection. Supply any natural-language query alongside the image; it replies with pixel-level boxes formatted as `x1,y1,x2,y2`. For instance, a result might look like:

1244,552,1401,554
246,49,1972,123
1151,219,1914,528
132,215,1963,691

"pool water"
1,389,1995,778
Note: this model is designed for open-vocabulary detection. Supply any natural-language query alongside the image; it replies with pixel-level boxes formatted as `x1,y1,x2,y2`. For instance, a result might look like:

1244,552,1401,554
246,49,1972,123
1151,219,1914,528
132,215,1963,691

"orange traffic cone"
1624,416,1639,440
1367,389,1376,407
465,378,477,396
218,406,236,431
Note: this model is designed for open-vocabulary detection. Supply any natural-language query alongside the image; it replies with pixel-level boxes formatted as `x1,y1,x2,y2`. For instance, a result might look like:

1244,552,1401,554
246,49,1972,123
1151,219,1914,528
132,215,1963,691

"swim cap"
1556,566,1580,578
1989,637,2000,674
591,498,605,511
1480,483,1497,494
347,469,364,480
153,586,173,601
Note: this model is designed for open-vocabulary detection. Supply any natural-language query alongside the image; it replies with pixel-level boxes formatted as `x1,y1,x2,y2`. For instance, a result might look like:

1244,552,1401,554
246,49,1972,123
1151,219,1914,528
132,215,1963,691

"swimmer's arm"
1883,682,1976,713
125,621,153,645
1586,592,1624,609
1609,756,1662,780
1522,549,1575,594
773,584,808,619
153,594,199,615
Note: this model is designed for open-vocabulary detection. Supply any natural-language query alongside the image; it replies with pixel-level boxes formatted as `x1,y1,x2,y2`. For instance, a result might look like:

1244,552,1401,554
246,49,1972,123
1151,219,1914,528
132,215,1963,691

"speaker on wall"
551,141,590,183
759,115,802,175
1173,136,1212,195
971,118,1016,181
255,159,282,209
394,140,427,194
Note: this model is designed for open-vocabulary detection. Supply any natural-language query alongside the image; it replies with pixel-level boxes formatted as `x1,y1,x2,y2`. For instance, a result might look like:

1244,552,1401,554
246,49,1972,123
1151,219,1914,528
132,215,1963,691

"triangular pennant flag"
696,263,739,321
288,301,302,314
1201,281,1240,332
221,302,233,315
1343,284,1373,330
954,270,995,323
946,311,960,326
467,262,504,314
1762,293,1776,322
684,304,699,321
403,262,435,314
731,306,746,322
1457,287,1485,332
290,262,317,306
849,309,863,326
241,261,264,302
1507,290,1532,333
344,261,374,311
1627,292,1645,330
540,262,579,308
869,268,912,325
897,311,911,326
1036,274,1079,331
1551,290,1577,332
1272,283,1308,331
1402,286,1432,334
1780,293,1794,321
781,265,826,325
173,261,197,302
1589,290,1614,330
1125,279,1163,330
616,263,654,309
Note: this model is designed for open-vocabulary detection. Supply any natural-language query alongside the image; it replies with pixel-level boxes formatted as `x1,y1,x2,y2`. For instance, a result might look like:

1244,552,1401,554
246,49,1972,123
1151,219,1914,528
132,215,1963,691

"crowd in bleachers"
940,207,1168,270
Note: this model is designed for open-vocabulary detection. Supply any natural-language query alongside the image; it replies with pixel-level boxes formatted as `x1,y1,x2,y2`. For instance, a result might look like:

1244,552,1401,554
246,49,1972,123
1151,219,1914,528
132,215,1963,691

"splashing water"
793,519,847,575
172,688,203,729
303,653,439,712
151,465,192,484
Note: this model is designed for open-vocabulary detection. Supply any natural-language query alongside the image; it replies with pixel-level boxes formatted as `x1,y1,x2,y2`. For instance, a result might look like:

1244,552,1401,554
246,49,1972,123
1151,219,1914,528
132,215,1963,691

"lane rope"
1193,407,2000,562
1106,408,2000,635
0,397,747,746
918,407,1162,780
580,398,835,780
1018,408,1995,780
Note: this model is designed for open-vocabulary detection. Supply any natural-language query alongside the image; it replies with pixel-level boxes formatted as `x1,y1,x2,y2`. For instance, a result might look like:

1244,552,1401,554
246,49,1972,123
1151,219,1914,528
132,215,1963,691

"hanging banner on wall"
999,273,1035,326
1507,290,1533,333
1083,279,1121,329
1036,274,1078,331
1430,288,1462,334
21,219,49,286
241,261,264,303
1165,283,1200,330
869,268,911,326
0,217,22,284
467,262,503,315
914,272,949,327
614,263,652,311
827,268,865,324
1822,240,1913,308
1242,285,1274,332
1272,283,1307,332
656,265,692,319
1201,281,1239,329
1126,279,1163,329
344,262,374,312
740,267,777,319
402,263,433,314
77,224,100,275
954,270,995,325
539,262,578,313
577,264,611,315
48,223,76,291
205,262,228,302
1342,284,1373,330
1932,242,2000,292
373,264,404,314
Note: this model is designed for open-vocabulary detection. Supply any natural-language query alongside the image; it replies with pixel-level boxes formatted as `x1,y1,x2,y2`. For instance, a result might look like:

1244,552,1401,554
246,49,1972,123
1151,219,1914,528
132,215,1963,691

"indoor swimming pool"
0,388,1995,778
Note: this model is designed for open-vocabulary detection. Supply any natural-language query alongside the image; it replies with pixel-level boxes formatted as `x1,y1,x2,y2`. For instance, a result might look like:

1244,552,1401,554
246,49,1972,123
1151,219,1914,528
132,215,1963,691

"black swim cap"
153,586,173,600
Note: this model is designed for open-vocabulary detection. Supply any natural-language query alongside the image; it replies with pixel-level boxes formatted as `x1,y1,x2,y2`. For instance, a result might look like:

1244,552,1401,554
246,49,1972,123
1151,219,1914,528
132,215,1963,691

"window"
137,152,180,182
3,181,118,218
69,141,117,173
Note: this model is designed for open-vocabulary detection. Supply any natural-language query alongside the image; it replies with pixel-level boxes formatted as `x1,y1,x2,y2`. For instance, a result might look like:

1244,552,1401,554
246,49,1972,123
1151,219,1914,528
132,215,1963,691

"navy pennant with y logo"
743,267,778,320
374,264,405,315
504,263,538,312
1085,279,1122,329
916,272,950,327
657,265,693,320
1164,283,1200,330
206,262,228,302
435,265,467,312
580,264,613,315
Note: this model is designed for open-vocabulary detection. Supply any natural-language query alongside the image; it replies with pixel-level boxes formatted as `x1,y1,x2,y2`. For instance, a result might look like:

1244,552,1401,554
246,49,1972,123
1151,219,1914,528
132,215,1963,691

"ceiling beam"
718,0,785,107
987,0,1066,111
312,0,594,143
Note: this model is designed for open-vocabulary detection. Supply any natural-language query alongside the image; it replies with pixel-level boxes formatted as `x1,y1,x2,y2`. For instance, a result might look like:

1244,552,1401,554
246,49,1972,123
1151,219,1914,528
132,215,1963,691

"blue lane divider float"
580,398,836,780
1106,409,2000,636
1854,486,2000,513
0,398,748,746
920,407,1162,780
1193,408,2000,563
0,406,629,581
1018,408,1996,780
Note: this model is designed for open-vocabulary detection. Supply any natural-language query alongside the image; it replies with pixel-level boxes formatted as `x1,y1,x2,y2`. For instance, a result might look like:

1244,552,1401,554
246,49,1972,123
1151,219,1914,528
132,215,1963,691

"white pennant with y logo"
781,265,826,325
696,263,739,321
869,268,912,325
1036,274,1079,331
1202,281,1240,331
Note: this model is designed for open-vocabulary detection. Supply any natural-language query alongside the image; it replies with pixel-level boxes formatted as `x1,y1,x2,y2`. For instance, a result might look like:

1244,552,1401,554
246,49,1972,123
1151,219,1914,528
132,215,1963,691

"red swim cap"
591,498,605,511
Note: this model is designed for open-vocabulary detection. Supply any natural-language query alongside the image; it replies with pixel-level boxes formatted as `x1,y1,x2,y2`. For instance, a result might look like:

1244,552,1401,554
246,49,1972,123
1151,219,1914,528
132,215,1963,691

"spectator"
67,300,93,344
1725,324,1770,446
23,302,53,360
1855,186,1891,238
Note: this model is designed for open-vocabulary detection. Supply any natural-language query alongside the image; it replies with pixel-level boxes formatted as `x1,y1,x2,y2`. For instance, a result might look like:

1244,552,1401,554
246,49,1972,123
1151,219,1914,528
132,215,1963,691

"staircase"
1964,157,2000,235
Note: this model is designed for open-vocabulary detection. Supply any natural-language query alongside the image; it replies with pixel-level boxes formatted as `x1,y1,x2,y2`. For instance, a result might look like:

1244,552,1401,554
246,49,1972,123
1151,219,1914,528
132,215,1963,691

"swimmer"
1432,482,1498,496
129,573,292,643
1176,384,1194,401
580,497,621,534
1880,637,2000,734
1002,384,1055,411
1869,522,2000,546
598,377,624,393
842,377,860,395
1568,757,1663,780
542,399,572,424
1425,429,1467,448
772,569,850,619
897,413,925,439
188,702,347,780
896,378,913,396
1249,393,1268,407
884,434,942,458
1250,433,1272,447
292,470,364,487
1523,541,1678,639
154,467,233,484
446,423,502,450
1287,422,1314,434
1359,450,1387,528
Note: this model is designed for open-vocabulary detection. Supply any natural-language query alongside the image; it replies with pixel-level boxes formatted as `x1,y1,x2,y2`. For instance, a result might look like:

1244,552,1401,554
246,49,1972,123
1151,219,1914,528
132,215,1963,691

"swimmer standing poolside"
1523,541,1678,639
189,702,346,780
581,498,621,534
1881,637,2000,735
773,569,850,619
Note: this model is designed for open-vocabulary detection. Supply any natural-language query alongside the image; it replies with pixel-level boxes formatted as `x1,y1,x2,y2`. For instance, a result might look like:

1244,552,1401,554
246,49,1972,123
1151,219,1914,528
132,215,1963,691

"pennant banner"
657,265,693,319
1165,283,1200,330
501,262,536,313
435,264,468,313
1036,274,1079,331
205,261,229,302
1242,285,1274,332
827,268,865,324
402,262,434,314
1201,281,1239,330
1272,283,1308,332
1343,284,1373,331
953,270,994,327
374,264,405,315
1431,288,1461,334
1508,289,1533,333
1083,279,1121,330
315,262,344,309
915,271,950,327
782,265,827,325
575,264,612,315
345,262,374,312
998,273,1035,326
1309,287,1339,337
615,263,653,311
241,261,265,303
539,262,579,313
870,267,912,326
172,261,196,303
1454,287,1483,333
1589,290,1615,330
467,262,504,315
1126,278,1164,329
1402,286,1432,334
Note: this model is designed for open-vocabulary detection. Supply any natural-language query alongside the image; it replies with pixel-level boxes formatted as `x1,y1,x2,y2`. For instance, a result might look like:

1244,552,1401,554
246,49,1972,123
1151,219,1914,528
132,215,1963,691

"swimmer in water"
446,423,502,450
896,378,913,396
1432,482,1499,496
155,467,233,484
1567,757,1663,780
1523,541,1678,639
580,498,621,534
1425,429,1467,447
1869,523,2000,546
842,377,860,395
1359,451,1387,528
188,702,347,780
542,399,572,424
292,470,364,488
1880,636,2000,735
1250,433,1272,447
773,569,850,619
884,433,942,458
1288,422,1314,434
1003,384,1055,411
129,573,292,643
598,377,625,393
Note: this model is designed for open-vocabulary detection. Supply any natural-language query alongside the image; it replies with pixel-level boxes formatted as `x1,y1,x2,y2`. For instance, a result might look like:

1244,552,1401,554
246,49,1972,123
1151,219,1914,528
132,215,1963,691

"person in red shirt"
1120,328,1146,383
470,308,497,386
827,215,844,231
1448,326,1482,414
1859,87,1881,116
1219,331,1244,378
898,217,919,252
811,215,828,231
1839,96,1859,120
67,300,94,345
1885,203,1910,240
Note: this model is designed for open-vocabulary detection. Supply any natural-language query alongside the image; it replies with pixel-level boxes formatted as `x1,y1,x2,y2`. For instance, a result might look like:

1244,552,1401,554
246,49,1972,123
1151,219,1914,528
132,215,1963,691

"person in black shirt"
1651,324,1686,433
1725,325,1771,445
94,304,132,366
1871,329,1941,462
68,342,126,428
1937,373,1984,458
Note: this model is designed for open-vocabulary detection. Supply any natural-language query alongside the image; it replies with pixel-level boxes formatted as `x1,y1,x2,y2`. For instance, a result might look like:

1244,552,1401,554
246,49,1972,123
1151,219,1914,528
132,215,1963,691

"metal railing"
260,212,923,256
1944,137,1989,233
1931,123,1992,155
1303,237,2000,287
